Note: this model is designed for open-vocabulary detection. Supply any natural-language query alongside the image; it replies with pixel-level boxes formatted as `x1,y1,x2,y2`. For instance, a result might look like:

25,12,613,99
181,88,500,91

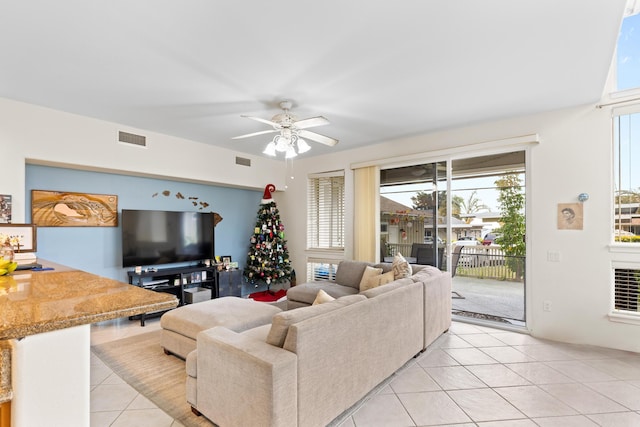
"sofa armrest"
195,326,298,427
423,271,452,348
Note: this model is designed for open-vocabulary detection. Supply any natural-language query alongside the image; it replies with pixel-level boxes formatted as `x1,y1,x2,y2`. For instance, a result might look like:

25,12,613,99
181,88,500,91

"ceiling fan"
232,101,339,158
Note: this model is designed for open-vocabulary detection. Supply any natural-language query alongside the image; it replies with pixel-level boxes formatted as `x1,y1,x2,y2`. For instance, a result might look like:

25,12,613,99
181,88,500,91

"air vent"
614,268,640,313
235,156,251,167
118,131,146,147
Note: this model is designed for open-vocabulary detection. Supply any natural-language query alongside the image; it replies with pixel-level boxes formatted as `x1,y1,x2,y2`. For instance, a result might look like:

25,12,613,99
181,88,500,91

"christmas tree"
243,184,292,289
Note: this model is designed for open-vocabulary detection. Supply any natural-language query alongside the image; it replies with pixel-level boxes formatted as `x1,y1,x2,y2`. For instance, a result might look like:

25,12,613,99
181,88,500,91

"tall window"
613,110,640,241
307,171,345,250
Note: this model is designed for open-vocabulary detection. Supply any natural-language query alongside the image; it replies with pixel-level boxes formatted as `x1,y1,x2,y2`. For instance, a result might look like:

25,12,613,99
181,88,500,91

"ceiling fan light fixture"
297,137,311,153
285,145,297,159
274,135,289,152
263,141,277,156
234,100,338,158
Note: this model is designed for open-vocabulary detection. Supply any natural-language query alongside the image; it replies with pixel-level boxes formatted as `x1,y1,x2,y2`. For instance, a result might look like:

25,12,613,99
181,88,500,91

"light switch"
547,251,560,262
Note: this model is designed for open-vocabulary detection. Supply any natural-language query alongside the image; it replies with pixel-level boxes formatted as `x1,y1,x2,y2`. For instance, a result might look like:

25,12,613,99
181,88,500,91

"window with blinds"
307,171,345,250
614,268,640,315
306,258,339,282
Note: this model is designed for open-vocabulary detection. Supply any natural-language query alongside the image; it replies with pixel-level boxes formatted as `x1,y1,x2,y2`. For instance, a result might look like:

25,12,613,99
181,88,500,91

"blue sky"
617,13,640,91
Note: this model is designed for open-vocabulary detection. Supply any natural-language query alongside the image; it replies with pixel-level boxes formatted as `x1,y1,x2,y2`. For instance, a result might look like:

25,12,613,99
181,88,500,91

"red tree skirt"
248,289,287,302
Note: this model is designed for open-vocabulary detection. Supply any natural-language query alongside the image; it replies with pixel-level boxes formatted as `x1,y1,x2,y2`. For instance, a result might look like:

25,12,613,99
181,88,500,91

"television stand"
127,265,218,326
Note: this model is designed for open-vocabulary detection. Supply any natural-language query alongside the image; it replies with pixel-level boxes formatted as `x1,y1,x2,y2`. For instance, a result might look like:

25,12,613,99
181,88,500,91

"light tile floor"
90,317,184,427
90,318,640,427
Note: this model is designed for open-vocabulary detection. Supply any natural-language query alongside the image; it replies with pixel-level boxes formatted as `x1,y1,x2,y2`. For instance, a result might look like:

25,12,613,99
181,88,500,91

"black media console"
127,265,218,326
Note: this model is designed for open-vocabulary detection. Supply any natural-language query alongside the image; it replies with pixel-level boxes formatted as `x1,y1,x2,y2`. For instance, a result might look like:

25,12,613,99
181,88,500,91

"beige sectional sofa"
186,260,452,427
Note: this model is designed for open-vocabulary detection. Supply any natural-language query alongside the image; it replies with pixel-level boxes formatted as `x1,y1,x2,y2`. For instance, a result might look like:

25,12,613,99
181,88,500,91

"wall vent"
614,268,640,314
118,131,146,147
235,156,251,167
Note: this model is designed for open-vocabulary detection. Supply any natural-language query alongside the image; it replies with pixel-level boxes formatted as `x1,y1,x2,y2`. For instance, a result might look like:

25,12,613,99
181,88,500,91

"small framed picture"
557,203,583,230
0,224,37,252
222,256,232,266
0,195,11,223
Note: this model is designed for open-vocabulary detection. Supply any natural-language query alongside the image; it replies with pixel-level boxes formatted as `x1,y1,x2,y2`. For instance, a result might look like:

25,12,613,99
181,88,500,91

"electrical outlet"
543,300,552,312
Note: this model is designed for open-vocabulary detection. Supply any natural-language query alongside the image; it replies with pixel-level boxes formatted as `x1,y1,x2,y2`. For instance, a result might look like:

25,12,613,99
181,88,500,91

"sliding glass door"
380,151,526,327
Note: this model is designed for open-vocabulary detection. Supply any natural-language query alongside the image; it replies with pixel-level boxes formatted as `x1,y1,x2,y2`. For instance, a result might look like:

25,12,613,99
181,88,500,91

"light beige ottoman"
160,296,282,359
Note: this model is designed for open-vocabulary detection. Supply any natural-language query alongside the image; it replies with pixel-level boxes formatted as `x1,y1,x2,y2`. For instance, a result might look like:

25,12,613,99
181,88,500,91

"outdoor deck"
452,275,524,325
384,243,526,325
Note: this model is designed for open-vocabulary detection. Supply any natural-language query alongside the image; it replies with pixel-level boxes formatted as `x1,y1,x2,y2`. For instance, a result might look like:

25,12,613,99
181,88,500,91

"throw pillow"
312,289,335,305
362,270,395,291
358,266,383,291
392,252,412,279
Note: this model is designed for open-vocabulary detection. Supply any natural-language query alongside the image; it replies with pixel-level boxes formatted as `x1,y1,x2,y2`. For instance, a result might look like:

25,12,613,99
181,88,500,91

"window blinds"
307,172,345,250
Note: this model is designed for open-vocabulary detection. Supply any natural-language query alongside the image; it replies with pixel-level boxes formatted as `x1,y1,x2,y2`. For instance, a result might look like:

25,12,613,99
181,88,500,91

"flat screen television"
121,209,215,268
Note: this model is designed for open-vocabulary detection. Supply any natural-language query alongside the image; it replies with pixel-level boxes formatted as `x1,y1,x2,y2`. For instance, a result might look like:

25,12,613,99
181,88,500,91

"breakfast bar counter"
0,261,178,426
0,263,178,340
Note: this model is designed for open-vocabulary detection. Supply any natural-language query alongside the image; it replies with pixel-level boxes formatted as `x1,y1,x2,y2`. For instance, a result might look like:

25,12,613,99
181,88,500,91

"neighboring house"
380,196,472,245
614,202,640,235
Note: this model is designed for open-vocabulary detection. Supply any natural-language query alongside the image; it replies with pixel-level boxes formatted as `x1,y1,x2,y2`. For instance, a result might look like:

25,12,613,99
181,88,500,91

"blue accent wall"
25,165,262,282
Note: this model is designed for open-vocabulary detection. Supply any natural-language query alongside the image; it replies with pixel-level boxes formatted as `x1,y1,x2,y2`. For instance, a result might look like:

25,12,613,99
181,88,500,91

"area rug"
248,288,287,302
91,330,213,427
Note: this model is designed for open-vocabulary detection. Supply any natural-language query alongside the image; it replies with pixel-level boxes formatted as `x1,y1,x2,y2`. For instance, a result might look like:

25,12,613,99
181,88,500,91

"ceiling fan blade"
241,115,280,128
294,116,330,129
231,129,278,140
298,130,339,147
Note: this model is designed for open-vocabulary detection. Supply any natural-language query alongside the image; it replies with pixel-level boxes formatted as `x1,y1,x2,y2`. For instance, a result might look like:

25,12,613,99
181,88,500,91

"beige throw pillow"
312,289,335,305
362,270,395,291
392,252,412,279
358,266,383,291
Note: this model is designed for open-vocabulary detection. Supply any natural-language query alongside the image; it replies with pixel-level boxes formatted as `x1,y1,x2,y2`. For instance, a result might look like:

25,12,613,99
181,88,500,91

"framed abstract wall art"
31,190,118,227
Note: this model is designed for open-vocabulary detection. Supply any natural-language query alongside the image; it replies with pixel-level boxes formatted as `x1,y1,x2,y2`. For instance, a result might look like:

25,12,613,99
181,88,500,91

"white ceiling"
0,1,626,158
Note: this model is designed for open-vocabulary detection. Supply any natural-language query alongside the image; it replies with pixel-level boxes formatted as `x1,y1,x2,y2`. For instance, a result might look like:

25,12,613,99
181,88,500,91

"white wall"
1,97,286,223
280,104,640,353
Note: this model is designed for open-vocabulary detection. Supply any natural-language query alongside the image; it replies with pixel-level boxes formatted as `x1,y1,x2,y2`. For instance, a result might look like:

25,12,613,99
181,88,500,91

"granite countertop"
0,262,178,340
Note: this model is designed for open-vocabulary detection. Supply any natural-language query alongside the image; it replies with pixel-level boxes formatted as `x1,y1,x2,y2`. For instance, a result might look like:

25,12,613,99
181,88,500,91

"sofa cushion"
160,296,282,340
312,289,335,305
361,270,394,291
358,266,383,291
373,263,393,273
266,294,366,347
361,277,415,298
240,323,272,341
392,253,412,279
286,282,359,305
410,266,443,282
335,260,372,289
